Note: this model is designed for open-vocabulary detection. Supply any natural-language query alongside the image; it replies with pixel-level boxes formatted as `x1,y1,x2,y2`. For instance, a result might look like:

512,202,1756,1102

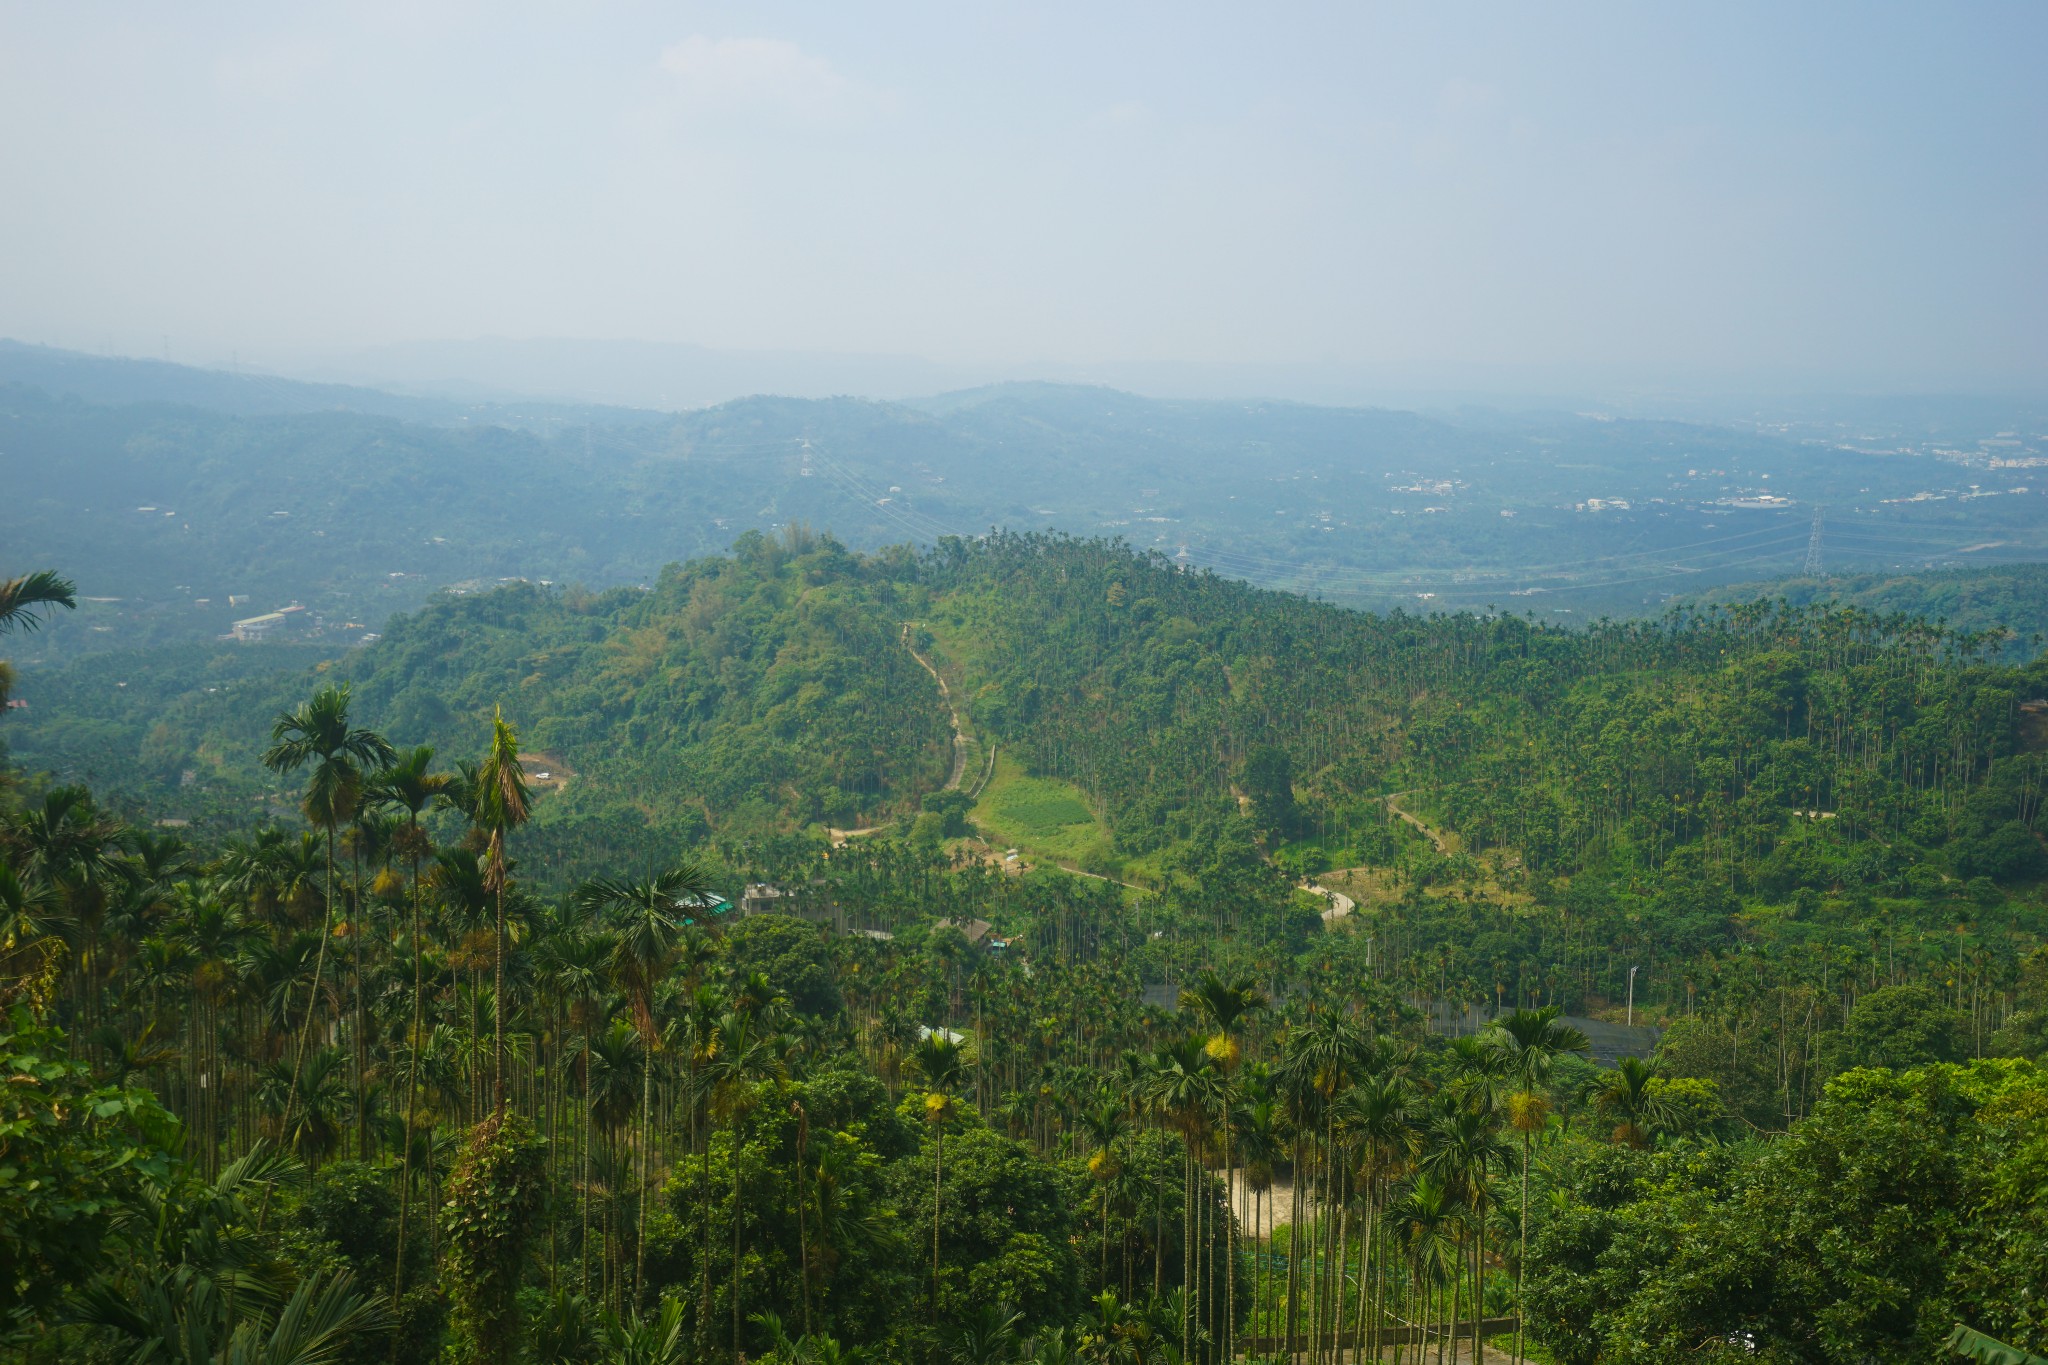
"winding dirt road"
1297,791,1449,920
902,623,970,793
1383,789,1451,854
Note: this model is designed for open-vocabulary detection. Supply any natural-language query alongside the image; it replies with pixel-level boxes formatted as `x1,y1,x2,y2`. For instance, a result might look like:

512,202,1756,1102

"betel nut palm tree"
368,743,452,1303
1143,1033,1218,1362
909,1029,965,1325
1482,1004,1588,1364
1076,1092,1128,1291
1422,1099,1512,1365
260,684,394,1167
706,1008,785,1360
1594,1055,1671,1150
1179,970,1267,1361
1382,1173,1464,1356
573,861,715,1302
1332,1072,1417,1363
472,705,531,1113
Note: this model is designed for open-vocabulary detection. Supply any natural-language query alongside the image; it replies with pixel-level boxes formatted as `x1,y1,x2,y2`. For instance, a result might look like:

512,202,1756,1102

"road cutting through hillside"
902,622,970,792
1297,791,1448,920
1302,880,1357,922
833,626,975,848
1383,789,1452,853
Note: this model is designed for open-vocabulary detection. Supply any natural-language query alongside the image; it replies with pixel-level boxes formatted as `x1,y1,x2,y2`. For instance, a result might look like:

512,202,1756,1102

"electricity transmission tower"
1803,506,1826,578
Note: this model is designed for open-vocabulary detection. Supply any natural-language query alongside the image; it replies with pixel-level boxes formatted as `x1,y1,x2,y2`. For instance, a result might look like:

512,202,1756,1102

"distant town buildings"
230,603,309,642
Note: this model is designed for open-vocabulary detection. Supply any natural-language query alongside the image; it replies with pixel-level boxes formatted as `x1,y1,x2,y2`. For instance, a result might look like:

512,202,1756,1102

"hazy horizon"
3,3,2043,400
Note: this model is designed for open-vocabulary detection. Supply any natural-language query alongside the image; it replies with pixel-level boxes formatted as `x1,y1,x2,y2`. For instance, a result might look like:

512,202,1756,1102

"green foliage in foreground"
446,1115,546,1365
1527,1059,2048,1364
0,1010,175,1321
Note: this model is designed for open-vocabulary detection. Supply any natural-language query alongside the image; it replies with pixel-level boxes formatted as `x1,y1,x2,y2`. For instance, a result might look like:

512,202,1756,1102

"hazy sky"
2,3,2043,394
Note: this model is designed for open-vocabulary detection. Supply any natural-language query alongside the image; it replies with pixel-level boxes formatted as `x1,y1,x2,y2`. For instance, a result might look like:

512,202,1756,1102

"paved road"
1302,880,1357,921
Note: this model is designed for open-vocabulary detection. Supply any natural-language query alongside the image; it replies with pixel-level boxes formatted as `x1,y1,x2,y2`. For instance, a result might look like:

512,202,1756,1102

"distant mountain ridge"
0,338,665,427
4,340,2044,665
297,336,977,410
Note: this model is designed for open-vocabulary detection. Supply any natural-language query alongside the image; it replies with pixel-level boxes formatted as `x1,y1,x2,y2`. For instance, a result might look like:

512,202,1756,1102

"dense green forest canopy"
10,532,2048,1013
3,534,2046,1365
1686,562,2048,662
5,530,952,883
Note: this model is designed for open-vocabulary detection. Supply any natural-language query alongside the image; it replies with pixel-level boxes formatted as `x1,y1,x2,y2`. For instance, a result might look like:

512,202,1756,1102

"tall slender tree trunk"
795,1105,812,1340
1252,1185,1263,1343
1474,1216,1486,1365
1474,1203,1490,1365
1182,1139,1194,1361
393,843,426,1304
1154,1126,1166,1299
1100,1179,1110,1292
734,1128,746,1361
1286,1144,1303,1365
1320,1175,1334,1365
932,1125,946,1324
637,1033,654,1304
1515,1135,1531,1365
1222,1115,1236,1364
1327,1178,1343,1358
269,823,338,1225
1445,1238,1462,1365
697,1113,714,1357
583,1037,595,1297
492,882,506,1113
1353,1190,1371,1365
351,844,368,1161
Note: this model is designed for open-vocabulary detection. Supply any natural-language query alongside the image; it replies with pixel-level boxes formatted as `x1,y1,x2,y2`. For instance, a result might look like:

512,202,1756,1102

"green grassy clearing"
970,753,1115,869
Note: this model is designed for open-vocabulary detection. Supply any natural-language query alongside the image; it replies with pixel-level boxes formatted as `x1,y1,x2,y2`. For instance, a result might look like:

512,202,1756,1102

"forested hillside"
1687,562,2048,661
5,528,951,882
3,538,2047,1365
927,533,2044,882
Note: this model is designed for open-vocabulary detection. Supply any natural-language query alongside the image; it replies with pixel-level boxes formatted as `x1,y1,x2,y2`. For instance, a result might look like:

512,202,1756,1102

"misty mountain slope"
306,335,972,408
0,339,458,420
0,339,674,427
6,347,2044,663
2,385,689,649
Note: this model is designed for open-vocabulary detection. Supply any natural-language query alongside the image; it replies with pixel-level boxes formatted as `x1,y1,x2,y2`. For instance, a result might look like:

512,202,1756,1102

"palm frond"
0,569,77,633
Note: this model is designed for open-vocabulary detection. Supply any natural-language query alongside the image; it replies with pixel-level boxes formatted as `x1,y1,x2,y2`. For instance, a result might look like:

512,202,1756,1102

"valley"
8,8,2044,1362
4,382,2047,1365
8,343,2046,668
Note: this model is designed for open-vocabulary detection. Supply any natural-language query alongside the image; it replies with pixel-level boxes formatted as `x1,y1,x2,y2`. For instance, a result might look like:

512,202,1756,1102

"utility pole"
1627,965,1640,1027
1803,506,1825,578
